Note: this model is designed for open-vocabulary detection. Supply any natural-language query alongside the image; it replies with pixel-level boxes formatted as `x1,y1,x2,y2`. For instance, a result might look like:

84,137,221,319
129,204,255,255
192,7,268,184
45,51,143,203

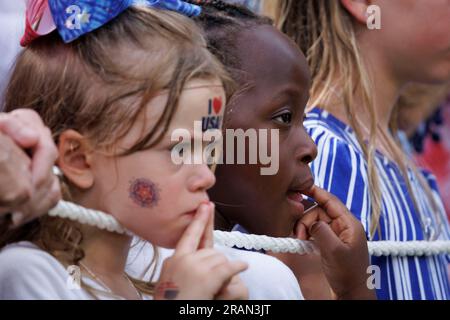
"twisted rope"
48,200,130,235
49,200,450,257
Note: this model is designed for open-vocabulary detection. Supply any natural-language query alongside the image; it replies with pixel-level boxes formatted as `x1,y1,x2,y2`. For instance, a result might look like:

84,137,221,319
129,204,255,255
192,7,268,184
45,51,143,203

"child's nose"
187,164,216,192
296,131,318,165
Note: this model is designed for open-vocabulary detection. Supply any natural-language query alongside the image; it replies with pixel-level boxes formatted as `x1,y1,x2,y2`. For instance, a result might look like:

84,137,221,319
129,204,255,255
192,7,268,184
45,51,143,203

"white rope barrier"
49,200,450,257
214,231,450,257
48,200,130,235
214,230,318,254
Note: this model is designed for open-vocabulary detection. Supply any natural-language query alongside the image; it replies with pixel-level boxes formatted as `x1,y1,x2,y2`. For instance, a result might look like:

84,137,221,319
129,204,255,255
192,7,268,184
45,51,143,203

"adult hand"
0,110,60,226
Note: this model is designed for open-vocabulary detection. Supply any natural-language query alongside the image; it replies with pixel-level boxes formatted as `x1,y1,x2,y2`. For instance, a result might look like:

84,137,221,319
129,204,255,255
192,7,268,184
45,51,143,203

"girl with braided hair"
179,0,376,299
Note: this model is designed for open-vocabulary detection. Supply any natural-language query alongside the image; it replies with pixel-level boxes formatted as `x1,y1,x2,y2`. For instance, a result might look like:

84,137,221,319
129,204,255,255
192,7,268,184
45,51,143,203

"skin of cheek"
128,177,161,208
89,150,184,247
119,171,192,248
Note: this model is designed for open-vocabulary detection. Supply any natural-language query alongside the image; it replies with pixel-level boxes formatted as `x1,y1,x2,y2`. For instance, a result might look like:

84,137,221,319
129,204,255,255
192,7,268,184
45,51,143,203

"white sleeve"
215,245,304,300
0,243,85,300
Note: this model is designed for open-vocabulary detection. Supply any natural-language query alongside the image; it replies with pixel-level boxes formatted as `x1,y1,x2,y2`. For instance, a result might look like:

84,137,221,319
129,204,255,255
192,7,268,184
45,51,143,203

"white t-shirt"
0,241,148,300
126,239,304,300
0,240,303,300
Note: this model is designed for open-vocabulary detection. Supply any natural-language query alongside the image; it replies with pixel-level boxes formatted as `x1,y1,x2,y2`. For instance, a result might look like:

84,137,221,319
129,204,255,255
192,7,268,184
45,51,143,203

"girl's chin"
132,216,199,249
160,223,195,249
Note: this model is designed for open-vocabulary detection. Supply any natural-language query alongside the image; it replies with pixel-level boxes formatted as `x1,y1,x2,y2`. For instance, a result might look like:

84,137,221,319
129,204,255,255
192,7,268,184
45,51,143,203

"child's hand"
0,110,60,226
215,274,248,300
296,186,376,300
155,202,248,300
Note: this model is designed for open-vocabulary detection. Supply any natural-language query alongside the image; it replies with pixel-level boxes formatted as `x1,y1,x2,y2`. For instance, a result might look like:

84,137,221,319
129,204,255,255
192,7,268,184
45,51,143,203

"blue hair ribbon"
47,0,202,43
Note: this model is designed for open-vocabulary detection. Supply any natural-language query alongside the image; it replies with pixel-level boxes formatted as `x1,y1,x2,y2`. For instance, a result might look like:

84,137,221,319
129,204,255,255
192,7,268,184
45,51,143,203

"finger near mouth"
302,198,319,213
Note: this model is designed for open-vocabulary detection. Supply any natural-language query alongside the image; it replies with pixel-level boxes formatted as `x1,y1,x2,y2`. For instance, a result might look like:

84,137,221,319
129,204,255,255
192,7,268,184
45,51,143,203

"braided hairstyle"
187,0,272,86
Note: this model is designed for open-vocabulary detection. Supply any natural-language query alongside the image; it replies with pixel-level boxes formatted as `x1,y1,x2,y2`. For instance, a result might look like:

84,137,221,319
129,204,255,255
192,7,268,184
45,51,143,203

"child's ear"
57,129,94,190
340,0,372,25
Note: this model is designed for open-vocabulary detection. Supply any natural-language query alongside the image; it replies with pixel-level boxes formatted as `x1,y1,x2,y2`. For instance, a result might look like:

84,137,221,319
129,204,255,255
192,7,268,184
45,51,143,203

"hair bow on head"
21,0,202,46
20,0,56,46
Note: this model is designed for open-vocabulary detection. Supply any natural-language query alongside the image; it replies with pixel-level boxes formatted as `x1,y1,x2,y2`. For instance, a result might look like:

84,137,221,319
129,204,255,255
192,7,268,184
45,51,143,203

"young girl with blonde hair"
0,1,248,300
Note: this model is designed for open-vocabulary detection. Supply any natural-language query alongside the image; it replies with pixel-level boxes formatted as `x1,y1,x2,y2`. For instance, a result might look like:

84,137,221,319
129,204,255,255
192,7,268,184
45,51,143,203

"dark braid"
186,0,272,85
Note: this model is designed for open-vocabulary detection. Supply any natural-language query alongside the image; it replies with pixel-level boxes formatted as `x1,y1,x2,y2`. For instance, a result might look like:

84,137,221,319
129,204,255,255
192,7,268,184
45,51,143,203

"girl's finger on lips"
305,186,348,219
199,202,215,249
174,203,210,256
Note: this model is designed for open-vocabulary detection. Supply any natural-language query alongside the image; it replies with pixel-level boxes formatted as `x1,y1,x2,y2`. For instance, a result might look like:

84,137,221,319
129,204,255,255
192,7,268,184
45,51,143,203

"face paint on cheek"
202,96,223,132
128,178,160,208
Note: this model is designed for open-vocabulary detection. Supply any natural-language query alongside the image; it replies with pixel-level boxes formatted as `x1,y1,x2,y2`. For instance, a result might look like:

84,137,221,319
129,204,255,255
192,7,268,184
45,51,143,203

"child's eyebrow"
269,86,303,103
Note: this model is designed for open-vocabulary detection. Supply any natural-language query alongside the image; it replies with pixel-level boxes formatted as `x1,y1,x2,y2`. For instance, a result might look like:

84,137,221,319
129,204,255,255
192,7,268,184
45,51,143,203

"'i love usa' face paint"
129,178,160,208
202,96,223,132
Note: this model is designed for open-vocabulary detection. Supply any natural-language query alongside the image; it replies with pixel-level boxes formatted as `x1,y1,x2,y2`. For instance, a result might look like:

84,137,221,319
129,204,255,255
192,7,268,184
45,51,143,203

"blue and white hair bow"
21,0,202,46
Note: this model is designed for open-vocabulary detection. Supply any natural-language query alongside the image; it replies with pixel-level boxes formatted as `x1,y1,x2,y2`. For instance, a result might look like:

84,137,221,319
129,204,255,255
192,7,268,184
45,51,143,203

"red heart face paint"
213,96,222,114
129,178,160,208
203,96,223,132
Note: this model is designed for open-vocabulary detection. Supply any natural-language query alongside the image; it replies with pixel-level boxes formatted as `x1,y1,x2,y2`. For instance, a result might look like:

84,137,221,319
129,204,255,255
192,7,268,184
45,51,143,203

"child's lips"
286,191,306,216
286,190,319,218
183,209,197,216
286,177,316,217
184,200,211,217
287,190,303,202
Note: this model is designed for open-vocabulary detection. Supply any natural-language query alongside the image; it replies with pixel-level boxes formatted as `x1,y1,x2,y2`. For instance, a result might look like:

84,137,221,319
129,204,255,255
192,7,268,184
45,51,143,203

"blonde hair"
276,0,443,239
0,7,231,298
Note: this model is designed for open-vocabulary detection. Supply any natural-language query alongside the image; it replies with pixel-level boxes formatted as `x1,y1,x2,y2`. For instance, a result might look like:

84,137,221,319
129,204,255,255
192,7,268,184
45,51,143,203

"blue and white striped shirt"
305,107,450,300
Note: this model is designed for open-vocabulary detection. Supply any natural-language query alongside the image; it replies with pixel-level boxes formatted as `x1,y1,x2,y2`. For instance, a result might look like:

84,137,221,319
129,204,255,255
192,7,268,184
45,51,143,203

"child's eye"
272,111,293,125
